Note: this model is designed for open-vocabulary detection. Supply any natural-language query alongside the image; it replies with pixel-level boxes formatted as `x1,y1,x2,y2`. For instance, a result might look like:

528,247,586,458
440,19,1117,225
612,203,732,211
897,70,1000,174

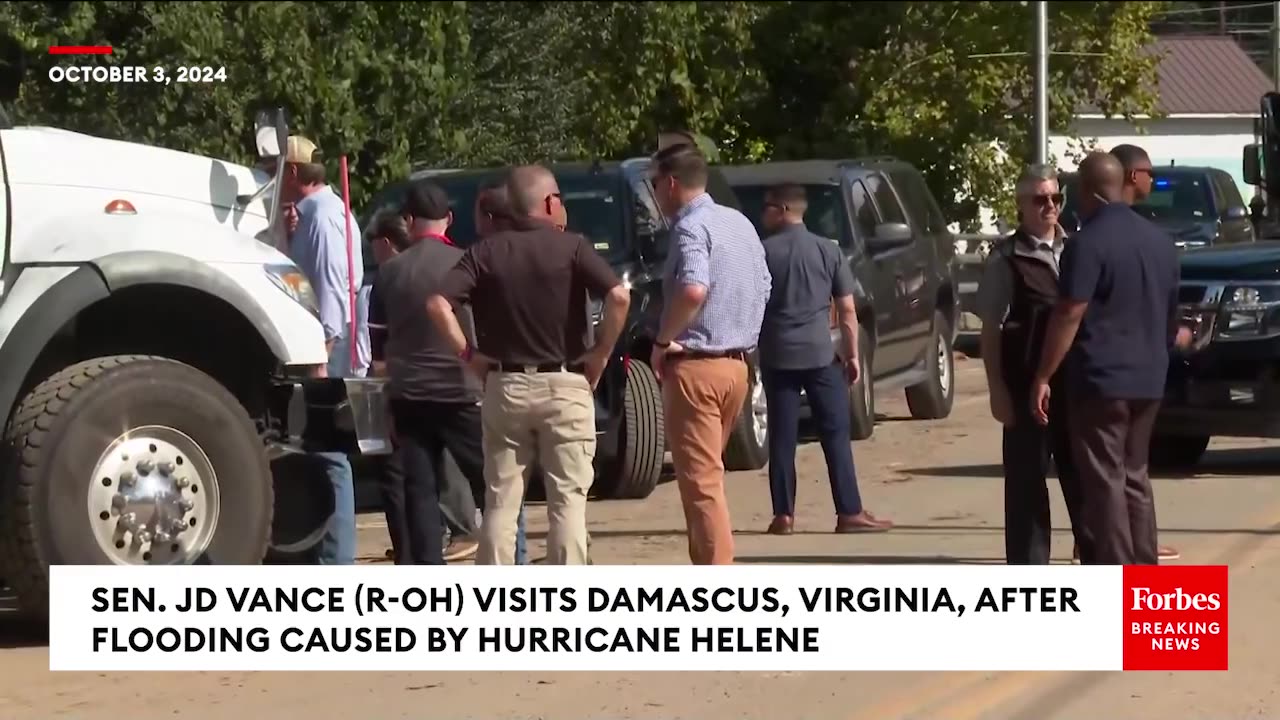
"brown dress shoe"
836,511,893,533
767,516,794,535
1158,545,1180,561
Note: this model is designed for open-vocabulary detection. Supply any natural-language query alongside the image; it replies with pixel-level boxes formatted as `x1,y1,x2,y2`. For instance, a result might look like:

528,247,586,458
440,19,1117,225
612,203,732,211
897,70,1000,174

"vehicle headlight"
264,264,321,319
1216,285,1280,340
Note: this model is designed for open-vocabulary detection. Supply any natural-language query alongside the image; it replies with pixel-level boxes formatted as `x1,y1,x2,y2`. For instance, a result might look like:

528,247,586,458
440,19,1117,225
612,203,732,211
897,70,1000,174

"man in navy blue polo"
1028,151,1182,566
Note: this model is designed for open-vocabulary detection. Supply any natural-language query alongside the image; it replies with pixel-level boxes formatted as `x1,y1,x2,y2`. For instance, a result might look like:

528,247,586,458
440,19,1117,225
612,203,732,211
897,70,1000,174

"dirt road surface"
3,358,1278,719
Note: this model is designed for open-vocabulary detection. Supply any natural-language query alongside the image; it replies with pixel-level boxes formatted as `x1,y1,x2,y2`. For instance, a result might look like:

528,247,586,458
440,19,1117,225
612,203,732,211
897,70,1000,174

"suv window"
890,169,948,234
848,180,880,241
864,173,908,227
1211,170,1244,212
733,183,850,246
366,169,630,258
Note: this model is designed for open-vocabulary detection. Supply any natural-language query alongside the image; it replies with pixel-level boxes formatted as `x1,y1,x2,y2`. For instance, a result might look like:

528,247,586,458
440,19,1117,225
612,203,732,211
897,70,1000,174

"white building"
1051,35,1270,203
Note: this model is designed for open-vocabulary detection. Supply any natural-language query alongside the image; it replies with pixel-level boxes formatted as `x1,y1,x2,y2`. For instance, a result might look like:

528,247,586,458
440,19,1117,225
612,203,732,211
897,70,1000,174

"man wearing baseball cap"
281,134,366,565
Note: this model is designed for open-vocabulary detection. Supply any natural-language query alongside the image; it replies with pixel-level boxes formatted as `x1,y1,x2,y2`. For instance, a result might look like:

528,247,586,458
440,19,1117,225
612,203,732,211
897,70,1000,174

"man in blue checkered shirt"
649,143,772,565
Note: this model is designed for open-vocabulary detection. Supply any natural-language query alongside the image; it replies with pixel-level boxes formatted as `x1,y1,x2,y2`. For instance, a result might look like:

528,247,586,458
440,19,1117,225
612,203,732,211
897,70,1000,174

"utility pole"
1274,1,1280,91
1033,1,1049,166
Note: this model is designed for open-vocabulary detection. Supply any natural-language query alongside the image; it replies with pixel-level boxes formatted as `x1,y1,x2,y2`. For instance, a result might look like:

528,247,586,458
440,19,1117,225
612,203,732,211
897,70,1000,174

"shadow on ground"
899,446,1280,480
735,554,1005,565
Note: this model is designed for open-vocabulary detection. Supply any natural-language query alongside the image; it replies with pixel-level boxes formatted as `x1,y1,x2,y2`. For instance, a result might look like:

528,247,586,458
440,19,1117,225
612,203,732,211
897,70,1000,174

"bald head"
1076,151,1124,218
507,165,559,216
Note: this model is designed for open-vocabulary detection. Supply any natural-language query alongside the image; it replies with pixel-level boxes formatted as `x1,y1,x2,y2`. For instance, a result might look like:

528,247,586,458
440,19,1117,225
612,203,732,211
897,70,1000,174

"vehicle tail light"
105,199,137,215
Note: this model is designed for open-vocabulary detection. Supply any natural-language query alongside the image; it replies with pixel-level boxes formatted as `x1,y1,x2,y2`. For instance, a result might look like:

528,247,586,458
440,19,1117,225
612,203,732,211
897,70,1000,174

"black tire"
0,356,272,617
725,353,769,471
1149,435,1210,470
598,360,665,499
264,453,335,564
905,310,956,420
849,326,876,441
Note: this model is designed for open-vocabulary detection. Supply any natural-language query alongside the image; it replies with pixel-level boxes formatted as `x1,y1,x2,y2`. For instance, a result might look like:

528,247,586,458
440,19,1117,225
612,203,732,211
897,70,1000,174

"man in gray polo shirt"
757,183,892,536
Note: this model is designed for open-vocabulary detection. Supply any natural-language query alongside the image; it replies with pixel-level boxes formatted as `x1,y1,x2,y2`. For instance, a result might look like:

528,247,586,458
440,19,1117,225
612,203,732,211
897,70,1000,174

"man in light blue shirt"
282,135,365,564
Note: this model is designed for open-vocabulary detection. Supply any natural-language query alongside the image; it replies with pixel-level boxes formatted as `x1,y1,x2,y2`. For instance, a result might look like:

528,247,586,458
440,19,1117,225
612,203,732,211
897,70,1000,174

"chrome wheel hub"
937,333,952,397
87,426,220,565
751,364,768,446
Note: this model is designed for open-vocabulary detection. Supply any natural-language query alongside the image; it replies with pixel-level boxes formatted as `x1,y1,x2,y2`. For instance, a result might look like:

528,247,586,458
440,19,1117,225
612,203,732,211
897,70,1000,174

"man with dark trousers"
371,180,488,565
757,183,892,535
1030,151,1188,566
1101,143,1180,563
977,164,1090,565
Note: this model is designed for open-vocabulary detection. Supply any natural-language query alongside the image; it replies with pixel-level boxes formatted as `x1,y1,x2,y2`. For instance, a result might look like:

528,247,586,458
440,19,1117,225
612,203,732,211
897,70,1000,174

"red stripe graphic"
49,46,113,55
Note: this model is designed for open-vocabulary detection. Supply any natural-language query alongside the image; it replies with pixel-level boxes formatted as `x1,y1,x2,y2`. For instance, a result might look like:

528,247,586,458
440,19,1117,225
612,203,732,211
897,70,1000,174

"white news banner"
49,565,1124,672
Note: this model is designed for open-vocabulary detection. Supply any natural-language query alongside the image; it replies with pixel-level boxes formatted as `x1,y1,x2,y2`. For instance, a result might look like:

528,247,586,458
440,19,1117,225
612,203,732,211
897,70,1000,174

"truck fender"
0,264,110,423
92,250,292,362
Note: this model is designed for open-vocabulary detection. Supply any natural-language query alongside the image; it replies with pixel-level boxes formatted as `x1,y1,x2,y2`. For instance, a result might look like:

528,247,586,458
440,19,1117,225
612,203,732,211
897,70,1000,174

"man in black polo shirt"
427,165,630,565
1029,151,1183,565
372,180,487,565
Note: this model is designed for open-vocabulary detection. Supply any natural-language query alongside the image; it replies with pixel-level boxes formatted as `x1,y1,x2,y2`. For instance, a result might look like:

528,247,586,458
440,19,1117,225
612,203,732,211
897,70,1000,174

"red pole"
340,155,358,372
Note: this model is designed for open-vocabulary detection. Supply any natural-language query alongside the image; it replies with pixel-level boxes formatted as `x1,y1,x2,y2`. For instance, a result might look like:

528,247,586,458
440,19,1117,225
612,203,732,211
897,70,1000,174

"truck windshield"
732,183,850,245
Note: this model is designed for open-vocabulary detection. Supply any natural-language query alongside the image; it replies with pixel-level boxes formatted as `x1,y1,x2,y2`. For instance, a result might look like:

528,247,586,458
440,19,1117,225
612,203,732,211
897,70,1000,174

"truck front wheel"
0,355,272,617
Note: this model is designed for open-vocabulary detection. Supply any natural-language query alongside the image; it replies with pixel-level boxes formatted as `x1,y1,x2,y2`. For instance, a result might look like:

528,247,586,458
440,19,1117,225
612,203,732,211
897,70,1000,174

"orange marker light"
104,199,137,215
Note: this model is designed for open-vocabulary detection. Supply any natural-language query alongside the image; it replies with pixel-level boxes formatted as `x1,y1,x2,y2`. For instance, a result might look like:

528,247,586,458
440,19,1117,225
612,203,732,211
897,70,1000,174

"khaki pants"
663,356,749,565
478,371,596,565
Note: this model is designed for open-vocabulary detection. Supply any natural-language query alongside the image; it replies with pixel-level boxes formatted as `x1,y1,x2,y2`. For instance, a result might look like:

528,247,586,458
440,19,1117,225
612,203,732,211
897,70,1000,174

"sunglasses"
1031,193,1064,207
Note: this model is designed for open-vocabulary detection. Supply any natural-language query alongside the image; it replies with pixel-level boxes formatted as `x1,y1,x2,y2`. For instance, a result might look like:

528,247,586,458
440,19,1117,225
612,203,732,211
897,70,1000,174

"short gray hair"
1015,164,1058,197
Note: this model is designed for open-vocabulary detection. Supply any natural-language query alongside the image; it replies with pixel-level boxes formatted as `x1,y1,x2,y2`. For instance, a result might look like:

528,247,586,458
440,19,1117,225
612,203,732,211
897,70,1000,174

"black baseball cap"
402,180,451,220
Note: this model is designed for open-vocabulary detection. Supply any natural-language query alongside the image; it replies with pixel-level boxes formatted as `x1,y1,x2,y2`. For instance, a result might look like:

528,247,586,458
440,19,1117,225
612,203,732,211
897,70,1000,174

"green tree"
0,1,471,207
746,1,1166,229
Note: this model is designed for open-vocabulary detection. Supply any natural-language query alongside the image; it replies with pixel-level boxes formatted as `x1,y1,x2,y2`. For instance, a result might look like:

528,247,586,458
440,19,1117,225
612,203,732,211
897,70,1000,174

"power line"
1150,1,1273,17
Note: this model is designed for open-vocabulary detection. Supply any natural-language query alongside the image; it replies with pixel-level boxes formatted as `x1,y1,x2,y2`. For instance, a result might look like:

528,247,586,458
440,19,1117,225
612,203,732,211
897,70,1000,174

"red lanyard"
416,232,453,246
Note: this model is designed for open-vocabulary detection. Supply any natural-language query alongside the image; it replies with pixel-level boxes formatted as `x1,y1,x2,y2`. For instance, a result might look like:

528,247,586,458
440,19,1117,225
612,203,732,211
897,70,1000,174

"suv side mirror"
867,222,914,253
1243,143,1262,186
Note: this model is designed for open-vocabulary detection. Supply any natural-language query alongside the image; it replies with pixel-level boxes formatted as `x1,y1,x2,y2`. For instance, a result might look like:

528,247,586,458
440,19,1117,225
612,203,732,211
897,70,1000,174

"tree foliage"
0,1,1165,227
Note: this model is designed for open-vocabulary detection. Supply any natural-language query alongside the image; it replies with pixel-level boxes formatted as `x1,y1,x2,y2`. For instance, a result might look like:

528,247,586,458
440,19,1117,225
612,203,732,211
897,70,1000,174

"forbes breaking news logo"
1123,565,1228,671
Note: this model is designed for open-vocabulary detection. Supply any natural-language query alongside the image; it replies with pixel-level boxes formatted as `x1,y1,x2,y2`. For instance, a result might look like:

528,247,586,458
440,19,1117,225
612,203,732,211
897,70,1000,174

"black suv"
1153,241,1280,467
357,158,761,500
722,159,960,439
1061,166,1254,247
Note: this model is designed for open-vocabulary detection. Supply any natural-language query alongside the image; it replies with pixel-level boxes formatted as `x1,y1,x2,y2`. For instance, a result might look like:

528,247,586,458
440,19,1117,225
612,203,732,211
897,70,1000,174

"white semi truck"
0,66,387,617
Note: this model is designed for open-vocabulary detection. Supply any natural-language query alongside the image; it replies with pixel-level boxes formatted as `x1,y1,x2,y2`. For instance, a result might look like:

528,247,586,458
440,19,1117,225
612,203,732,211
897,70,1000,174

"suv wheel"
849,326,875,441
725,353,769,471
905,310,956,420
598,360,665,499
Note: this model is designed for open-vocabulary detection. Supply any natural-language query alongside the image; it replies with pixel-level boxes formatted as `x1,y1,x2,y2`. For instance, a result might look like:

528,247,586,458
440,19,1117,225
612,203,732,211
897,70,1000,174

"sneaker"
1158,545,1180,561
444,537,479,562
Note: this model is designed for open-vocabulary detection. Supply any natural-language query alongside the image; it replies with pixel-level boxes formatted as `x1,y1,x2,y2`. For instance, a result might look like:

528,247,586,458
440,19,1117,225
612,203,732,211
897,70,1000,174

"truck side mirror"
255,109,289,158
1243,143,1262,186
